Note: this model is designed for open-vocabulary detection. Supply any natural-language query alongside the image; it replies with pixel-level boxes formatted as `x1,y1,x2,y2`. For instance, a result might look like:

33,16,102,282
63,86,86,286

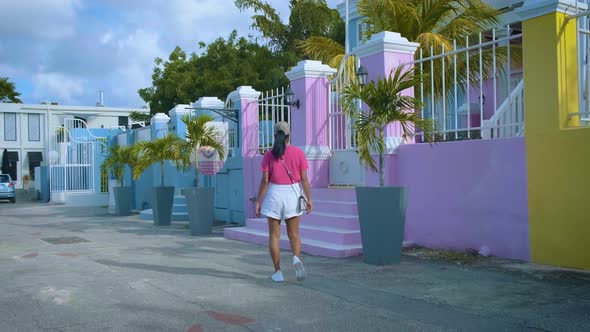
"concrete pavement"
1,197,589,331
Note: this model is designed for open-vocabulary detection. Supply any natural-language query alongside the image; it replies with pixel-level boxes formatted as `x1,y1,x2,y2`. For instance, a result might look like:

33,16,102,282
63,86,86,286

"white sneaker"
293,256,307,281
271,270,284,282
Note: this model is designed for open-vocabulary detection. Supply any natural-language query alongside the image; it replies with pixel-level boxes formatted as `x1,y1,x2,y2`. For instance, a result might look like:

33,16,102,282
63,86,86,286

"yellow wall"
523,11,590,270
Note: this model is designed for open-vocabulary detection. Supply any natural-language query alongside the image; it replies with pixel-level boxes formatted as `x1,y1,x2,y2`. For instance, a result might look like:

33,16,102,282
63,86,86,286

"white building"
0,102,146,189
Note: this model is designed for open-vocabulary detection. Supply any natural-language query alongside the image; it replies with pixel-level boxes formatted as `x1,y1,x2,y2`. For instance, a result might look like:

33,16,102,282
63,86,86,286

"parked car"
0,174,16,203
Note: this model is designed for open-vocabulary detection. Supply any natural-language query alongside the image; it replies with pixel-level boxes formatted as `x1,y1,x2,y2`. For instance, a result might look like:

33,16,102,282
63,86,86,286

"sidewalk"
0,200,589,331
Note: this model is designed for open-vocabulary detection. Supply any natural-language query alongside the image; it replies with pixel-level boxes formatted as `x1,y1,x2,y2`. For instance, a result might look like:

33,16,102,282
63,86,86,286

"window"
28,114,40,141
118,116,129,127
4,113,16,141
27,152,43,180
357,22,369,45
73,117,87,128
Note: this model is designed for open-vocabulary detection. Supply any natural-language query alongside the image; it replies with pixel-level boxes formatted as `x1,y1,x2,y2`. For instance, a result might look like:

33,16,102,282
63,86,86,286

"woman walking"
255,121,313,282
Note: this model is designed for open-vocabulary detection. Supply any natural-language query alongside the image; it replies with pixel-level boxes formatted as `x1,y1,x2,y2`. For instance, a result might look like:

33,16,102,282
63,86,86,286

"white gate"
48,118,106,202
258,87,290,154
328,54,364,186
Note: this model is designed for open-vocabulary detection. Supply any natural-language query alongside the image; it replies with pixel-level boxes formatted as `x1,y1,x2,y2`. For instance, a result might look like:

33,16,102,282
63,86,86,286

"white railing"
223,97,239,158
328,53,358,150
407,25,524,141
49,118,105,195
484,0,521,9
482,79,524,139
258,87,290,154
573,1,590,127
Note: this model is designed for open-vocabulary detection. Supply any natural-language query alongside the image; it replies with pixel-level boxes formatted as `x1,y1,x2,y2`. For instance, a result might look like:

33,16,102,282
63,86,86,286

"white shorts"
261,183,305,221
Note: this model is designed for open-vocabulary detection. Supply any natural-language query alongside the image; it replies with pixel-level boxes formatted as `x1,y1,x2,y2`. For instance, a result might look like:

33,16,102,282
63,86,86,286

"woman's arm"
255,172,269,217
300,169,313,213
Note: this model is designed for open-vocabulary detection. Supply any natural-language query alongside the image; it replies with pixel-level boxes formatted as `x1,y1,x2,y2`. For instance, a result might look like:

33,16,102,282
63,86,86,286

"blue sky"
0,0,341,109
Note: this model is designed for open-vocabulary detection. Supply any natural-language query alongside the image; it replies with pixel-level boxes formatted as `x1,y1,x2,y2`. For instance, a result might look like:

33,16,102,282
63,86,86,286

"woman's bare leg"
267,218,281,271
285,216,301,257
286,215,306,280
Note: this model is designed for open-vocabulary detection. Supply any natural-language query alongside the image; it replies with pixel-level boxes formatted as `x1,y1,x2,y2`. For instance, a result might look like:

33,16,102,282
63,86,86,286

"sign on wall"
197,122,228,176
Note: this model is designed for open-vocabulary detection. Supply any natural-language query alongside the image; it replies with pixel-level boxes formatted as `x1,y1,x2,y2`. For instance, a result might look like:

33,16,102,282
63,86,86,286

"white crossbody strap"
280,158,305,200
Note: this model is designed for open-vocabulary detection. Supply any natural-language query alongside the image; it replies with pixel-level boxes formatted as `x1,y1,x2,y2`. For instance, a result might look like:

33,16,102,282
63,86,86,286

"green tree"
138,31,288,115
138,46,200,115
0,77,22,103
235,0,344,63
341,66,435,186
129,110,152,125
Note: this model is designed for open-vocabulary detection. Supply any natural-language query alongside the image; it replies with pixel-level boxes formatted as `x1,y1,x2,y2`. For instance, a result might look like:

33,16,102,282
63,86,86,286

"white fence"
328,54,359,150
482,79,525,138
49,118,106,197
408,24,524,141
258,87,290,154
574,1,590,127
484,0,522,9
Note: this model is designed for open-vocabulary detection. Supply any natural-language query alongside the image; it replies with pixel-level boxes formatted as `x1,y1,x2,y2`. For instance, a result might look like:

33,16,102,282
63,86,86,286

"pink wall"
307,160,330,187
384,137,530,261
290,77,330,147
240,96,261,220
289,71,331,188
361,51,417,141
243,155,264,219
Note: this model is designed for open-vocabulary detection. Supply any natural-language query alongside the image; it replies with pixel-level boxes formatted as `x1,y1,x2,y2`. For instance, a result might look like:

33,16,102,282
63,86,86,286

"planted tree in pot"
181,114,225,236
101,144,137,216
133,133,187,226
341,65,435,265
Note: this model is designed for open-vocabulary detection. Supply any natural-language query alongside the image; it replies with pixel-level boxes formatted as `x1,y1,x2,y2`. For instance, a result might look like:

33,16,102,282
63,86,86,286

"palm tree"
100,145,137,185
181,114,226,187
234,0,343,56
133,133,188,187
299,0,518,98
341,65,435,186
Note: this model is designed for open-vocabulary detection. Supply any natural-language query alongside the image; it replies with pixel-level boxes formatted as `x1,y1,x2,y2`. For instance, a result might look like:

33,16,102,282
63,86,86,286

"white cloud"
1,0,345,107
100,32,113,45
0,0,80,40
32,72,86,104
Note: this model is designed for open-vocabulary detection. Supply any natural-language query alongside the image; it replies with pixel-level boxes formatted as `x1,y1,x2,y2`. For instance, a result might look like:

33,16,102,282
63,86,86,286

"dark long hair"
272,130,288,159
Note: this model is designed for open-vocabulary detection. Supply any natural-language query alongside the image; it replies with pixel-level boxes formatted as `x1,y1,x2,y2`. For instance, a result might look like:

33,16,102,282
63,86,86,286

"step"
311,188,356,202
172,203,187,213
313,199,357,215
245,218,361,245
174,195,187,204
302,211,359,230
224,227,362,258
139,209,189,221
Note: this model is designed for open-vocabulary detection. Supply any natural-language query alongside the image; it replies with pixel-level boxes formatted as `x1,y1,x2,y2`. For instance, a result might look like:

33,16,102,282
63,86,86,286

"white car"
0,174,16,203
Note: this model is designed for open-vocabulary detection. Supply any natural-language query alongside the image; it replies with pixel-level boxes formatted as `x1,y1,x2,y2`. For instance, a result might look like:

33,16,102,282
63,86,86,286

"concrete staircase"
224,188,362,258
139,195,189,221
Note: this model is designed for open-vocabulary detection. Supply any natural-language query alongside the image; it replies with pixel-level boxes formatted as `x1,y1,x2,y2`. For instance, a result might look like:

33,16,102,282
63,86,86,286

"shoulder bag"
280,158,308,213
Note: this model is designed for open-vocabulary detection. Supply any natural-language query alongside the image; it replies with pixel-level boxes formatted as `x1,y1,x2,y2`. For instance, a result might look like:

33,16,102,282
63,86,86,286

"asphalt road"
1,196,589,331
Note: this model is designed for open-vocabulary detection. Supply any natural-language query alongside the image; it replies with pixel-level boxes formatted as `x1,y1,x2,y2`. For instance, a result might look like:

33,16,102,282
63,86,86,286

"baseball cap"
274,121,290,135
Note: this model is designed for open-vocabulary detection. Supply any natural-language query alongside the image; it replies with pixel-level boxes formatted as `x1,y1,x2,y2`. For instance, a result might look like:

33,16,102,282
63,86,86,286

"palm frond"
297,36,344,64
133,133,187,180
182,114,226,162
340,65,436,176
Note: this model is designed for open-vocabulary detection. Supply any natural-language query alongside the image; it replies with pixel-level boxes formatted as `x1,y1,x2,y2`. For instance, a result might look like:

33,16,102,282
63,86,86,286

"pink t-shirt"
261,145,308,184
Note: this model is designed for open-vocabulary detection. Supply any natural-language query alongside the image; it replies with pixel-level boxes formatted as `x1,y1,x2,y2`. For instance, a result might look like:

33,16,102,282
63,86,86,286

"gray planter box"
113,186,132,216
356,186,408,265
183,187,215,236
152,186,174,226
